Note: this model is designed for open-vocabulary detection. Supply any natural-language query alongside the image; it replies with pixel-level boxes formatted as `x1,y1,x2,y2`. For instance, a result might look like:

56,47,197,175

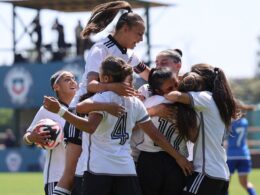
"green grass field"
0,170,259,195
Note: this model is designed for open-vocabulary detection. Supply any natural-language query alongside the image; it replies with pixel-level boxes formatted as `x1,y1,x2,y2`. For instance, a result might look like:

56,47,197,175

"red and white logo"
4,67,32,104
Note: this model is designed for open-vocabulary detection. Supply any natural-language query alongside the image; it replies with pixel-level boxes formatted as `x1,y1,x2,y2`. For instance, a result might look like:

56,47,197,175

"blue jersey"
227,117,250,160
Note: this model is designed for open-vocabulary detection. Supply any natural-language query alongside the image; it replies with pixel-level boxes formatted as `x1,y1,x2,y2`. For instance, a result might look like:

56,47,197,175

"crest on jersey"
4,67,32,104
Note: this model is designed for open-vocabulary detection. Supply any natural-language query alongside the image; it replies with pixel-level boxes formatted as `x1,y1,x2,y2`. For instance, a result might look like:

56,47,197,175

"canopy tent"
2,0,172,12
0,0,174,142
2,0,174,64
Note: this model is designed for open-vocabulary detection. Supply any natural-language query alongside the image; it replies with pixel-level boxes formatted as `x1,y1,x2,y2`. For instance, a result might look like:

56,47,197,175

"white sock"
52,186,71,195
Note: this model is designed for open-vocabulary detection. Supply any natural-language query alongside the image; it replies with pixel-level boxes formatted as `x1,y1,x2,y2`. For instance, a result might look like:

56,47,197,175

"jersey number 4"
111,113,129,145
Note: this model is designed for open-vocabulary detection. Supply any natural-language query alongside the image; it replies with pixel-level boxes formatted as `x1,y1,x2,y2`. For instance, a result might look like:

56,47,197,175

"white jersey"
70,35,143,108
137,95,188,157
26,106,66,184
129,83,152,161
86,91,150,175
75,131,90,176
138,83,152,101
189,91,230,180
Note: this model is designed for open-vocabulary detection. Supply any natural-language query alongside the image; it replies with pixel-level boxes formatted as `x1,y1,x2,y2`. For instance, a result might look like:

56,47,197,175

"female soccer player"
133,49,194,162
23,70,123,195
60,1,150,193
23,70,78,195
43,56,193,195
137,67,197,195
165,64,237,195
227,102,257,195
155,48,182,75
73,0,150,105
138,48,182,101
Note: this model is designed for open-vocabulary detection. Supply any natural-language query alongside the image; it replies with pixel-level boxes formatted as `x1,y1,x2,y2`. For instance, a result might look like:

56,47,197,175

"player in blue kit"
227,102,257,195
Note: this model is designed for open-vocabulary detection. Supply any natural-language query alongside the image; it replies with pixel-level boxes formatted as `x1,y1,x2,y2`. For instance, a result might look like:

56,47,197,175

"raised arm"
138,66,150,81
147,103,176,121
164,91,191,105
43,96,102,133
88,80,136,96
76,98,125,117
62,112,102,134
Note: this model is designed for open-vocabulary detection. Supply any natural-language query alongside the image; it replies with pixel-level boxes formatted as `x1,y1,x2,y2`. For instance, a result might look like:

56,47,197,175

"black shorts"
44,182,58,195
137,151,186,195
182,172,229,195
82,171,141,195
71,175,83,195
64,108,82,146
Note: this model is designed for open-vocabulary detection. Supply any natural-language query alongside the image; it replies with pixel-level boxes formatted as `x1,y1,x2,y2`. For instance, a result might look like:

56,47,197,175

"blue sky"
1,0,260,78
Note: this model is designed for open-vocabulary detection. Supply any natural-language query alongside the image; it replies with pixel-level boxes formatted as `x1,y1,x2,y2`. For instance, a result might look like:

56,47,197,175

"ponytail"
212,67,237,128
191,64,237,129
81,1,133,39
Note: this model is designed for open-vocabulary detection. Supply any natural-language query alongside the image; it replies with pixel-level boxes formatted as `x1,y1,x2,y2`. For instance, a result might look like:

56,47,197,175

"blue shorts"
227,159,252,175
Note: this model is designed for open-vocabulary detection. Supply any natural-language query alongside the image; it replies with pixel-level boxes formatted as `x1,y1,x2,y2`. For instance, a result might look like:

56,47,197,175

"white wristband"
25,133,33,145
57,106,67,117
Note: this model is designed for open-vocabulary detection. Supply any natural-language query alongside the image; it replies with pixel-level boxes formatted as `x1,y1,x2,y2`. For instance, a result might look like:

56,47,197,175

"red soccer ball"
33,118,63,150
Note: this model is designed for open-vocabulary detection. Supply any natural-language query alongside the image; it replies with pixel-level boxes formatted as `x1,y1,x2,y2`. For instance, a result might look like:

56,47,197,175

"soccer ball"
33,118,63,150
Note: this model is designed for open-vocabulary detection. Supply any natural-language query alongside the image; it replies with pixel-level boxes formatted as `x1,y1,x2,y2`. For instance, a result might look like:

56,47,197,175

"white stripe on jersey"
69,123,75,138
189,173,205,194
53,186,71,195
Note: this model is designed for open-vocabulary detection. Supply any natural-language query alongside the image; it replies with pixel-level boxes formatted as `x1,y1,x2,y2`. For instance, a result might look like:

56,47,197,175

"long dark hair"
148,67,197,141
81,1,144,39
186,64,237,129
148,67,177,95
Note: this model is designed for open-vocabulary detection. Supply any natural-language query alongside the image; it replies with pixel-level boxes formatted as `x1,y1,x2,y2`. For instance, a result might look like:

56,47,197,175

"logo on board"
5,152,22,172
4,67,32,104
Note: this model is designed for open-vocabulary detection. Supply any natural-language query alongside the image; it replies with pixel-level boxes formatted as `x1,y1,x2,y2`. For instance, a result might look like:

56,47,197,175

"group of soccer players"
23,1,257,195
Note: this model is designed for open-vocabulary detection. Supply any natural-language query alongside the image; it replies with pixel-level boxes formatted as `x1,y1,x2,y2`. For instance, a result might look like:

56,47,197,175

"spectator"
226,101,257,195
30,13,42,62
52,18,66,51
75,20,84,56
52,18,72,61
4,128,16,148
75,20,94,56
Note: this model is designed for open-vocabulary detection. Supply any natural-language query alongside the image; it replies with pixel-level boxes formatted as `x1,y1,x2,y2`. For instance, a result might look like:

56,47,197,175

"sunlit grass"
0,170,259,195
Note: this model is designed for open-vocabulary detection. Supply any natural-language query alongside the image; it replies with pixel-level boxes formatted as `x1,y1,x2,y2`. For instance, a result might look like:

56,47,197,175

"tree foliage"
230,78,260,104
0,109,13,131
